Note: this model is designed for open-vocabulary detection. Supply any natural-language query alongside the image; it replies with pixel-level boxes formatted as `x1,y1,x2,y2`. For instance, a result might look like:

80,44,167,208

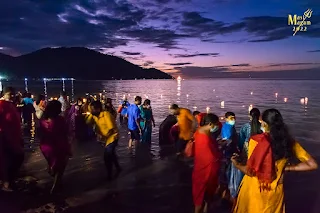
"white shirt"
58,96,70,112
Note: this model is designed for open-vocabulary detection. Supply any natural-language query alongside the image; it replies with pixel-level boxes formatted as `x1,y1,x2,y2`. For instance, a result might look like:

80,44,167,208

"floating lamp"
220,101,225,108
248,104,253,112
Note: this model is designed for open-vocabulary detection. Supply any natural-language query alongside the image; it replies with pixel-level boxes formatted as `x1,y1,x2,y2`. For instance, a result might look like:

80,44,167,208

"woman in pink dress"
40,100,71,194
0,87,24,191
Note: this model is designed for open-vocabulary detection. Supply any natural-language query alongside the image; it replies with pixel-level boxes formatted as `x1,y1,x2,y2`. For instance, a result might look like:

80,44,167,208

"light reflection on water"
10,79,320,157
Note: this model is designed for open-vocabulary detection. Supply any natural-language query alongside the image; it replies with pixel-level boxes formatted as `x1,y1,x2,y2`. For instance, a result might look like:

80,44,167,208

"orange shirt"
177,108,195,140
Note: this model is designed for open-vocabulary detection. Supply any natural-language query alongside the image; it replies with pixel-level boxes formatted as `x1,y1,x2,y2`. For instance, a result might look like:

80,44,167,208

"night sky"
0,0,319,78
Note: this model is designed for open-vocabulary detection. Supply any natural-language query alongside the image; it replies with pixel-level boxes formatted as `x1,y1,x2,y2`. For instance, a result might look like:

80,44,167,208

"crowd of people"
0,86,318,213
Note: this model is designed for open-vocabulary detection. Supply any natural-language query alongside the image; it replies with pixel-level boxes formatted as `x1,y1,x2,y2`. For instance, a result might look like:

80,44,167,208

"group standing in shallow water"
0,86,318,213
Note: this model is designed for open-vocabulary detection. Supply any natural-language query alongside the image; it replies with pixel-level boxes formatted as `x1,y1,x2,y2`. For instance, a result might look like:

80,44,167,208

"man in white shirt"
58,91,70,116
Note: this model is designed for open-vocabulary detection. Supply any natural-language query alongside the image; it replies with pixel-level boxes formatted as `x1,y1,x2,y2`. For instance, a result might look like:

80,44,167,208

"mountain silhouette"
0,47,173,80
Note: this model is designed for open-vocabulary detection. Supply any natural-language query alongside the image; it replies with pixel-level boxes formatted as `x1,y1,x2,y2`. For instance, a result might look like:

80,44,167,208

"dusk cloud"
165,62,193,66
232,64,251,67
170,53,220,58
307,50,320,52
143,61,155,66
121,51,143,56
266,62,320,67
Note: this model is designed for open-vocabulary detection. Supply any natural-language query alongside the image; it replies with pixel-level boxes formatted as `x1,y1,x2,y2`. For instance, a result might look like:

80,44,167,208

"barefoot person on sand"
40,100,71,194
232,109,318,213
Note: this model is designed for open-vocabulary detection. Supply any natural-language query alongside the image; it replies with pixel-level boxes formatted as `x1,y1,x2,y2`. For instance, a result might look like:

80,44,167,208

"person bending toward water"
193,113,221,213
0,87,24,191
169,104,197,157
159,114,177,146
86,101,121,180
39,100,71,194
127,96,142,149
232,109,318,213
139,99,155,145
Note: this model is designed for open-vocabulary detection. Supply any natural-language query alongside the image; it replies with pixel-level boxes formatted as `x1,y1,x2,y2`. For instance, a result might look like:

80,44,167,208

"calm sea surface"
6,79,320,157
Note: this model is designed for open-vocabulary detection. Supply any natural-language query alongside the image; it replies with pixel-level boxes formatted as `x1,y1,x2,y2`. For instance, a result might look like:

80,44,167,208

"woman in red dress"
40,100,71,194
193,113,222,213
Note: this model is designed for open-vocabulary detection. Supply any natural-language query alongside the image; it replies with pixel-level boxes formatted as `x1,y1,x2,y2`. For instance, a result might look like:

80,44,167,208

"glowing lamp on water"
206,107,210,113
186,94,189,98
284,98,288,103
220,101,225,108
275,93,278,98
248,104,253,112
160,94,163,98
250,91,253,95
300,97,309,105
193,106,197,110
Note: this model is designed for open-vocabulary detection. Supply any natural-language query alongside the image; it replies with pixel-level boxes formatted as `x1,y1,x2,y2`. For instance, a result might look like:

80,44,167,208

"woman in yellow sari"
232,108,318,213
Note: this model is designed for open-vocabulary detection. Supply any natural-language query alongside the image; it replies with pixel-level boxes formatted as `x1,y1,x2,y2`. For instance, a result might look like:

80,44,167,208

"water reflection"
300,97,309,115
20,79,320,156
24,113,36,151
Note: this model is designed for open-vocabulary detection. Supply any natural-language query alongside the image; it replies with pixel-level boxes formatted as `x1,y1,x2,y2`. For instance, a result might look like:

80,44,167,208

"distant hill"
0,47,173,80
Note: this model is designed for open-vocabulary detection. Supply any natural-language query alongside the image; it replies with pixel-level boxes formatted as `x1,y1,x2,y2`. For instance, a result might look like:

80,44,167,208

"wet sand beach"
0,125,320,213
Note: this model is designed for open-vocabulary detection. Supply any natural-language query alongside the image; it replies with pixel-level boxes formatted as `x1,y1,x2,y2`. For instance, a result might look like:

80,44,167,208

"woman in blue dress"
139,99,155,145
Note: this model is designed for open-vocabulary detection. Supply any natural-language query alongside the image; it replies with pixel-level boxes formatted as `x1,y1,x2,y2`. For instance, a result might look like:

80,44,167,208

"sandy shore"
0,126,319,213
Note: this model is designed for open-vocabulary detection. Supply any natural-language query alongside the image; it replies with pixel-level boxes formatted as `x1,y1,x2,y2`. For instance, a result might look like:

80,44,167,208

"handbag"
184,140,194,157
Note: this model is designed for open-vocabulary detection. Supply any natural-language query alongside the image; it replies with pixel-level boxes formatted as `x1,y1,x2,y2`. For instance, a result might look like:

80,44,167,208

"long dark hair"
250,108,262,136
36,94,45,105
262,109,294,161
42,100,61,120
200,113,219,127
